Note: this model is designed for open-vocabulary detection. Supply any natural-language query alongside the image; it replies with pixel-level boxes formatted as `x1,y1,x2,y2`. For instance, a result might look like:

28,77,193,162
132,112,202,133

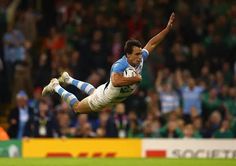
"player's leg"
74,83,110,114
72,97,93,114
42,78,79,108
58,72,95,95
42,78,93,114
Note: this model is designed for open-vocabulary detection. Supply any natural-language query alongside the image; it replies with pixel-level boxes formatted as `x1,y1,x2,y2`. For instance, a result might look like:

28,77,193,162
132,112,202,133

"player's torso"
104,56,144,104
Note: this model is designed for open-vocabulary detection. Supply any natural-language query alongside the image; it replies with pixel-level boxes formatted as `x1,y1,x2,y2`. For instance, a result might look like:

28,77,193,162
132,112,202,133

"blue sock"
54,85,78,108
67,76,95,95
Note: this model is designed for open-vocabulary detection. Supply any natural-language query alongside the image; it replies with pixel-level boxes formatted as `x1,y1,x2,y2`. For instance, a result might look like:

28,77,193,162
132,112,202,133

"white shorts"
87,83,111,111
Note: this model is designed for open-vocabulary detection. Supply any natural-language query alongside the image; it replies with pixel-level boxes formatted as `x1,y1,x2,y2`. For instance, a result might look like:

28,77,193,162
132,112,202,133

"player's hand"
166,12,175,30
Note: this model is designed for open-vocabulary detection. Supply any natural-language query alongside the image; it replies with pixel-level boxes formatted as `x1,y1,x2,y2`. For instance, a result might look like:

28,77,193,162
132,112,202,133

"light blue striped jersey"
104,49,149,104
181,86,204,115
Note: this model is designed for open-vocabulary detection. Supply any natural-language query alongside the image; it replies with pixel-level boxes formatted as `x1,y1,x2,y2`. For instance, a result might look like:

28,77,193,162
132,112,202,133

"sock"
54,85,78,108
67,77,95,95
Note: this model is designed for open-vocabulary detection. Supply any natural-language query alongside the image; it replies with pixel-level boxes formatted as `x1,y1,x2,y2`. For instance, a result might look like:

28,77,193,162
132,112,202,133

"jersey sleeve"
142,49,149,60
197,86,204,93
111,62,126,73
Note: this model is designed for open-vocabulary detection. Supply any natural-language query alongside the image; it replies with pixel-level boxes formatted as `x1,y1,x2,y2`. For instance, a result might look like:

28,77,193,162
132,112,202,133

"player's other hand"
134,74,142,83
166,12,175,30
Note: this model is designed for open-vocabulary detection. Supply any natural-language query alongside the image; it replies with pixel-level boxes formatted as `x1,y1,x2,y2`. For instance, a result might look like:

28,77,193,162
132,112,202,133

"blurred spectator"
127,111,142,138
182,123,201,138
159,115,183,138
140,120,155,138
74,114,88,137
77,122,96,138
189,43,205,77
8,90,34,139
0,127,9,140
29,87,43,114
56,101,74,137
125,89,148,119
6,0,21,26
89,30,107,69
176,118,185,131
109,32,122,64
16,7,38,43
182,124,194,138
96,127,106,138
113,103,128,138
12,64,33,101
99,103,128,138
34,51,51,87
127,120,142,138
138,110,160,138
57,110,73,138
213,120,234,138
222,62,233,85
127,13,145,39
156,70,180,117
97,111,108,130
167,42,188,70
223,87,236,118
150,120,161,137
231,119,236,137
202,88,223,121
33,99,56,138
192,116,203,138
176,70,204,123
199,65,211,84
202,111,222,138
146,90,160,119
3,24,26,83
44,27,66,54
86,70,106,88
69,49,88,81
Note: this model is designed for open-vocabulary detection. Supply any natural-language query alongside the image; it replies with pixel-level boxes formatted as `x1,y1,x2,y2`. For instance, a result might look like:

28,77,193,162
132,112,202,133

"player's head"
124,39,142,66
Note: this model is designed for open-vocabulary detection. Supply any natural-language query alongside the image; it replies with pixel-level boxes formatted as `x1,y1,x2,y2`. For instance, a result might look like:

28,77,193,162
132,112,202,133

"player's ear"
126,53,131,58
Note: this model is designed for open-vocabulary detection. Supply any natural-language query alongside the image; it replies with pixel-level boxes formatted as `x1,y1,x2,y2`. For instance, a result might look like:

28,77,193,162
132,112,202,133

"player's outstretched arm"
144,12,175,54
111,73,142,87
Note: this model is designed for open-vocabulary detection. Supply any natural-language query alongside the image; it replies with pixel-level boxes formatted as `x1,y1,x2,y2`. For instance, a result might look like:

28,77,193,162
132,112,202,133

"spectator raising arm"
176,69,184,88
155,70,163,91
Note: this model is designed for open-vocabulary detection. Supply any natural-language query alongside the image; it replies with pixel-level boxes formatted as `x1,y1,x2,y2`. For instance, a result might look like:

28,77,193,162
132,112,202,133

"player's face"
127,46,142,67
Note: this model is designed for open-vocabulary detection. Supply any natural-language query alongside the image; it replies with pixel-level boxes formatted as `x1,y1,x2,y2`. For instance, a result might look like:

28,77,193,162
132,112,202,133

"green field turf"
0,158,235,166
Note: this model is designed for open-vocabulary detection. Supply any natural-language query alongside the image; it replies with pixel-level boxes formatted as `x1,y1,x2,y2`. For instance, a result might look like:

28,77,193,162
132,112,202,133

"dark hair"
124,39,142,55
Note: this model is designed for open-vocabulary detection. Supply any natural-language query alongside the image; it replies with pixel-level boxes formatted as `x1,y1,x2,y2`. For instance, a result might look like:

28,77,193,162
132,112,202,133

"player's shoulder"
111,56,129,73
142,48,149,54
141,48,149,60
116,56,129,64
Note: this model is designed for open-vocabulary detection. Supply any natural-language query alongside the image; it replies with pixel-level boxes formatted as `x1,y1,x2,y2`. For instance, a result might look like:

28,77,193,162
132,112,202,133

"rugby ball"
124,67,136,77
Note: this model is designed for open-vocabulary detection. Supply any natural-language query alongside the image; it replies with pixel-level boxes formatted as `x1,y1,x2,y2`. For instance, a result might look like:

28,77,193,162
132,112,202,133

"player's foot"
58,72,70,85
42,78,59,96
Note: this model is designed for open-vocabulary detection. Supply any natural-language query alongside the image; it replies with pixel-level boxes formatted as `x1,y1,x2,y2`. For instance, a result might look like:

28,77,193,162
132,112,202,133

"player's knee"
88,88,95,95
72,101,80,113
72,98,92,114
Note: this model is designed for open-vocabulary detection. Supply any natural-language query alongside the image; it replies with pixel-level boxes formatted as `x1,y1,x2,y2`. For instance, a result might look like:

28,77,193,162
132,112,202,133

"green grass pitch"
0,158,235,166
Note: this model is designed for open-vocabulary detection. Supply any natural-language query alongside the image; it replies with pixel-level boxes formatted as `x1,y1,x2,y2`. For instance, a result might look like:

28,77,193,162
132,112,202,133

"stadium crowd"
0,0,236,139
